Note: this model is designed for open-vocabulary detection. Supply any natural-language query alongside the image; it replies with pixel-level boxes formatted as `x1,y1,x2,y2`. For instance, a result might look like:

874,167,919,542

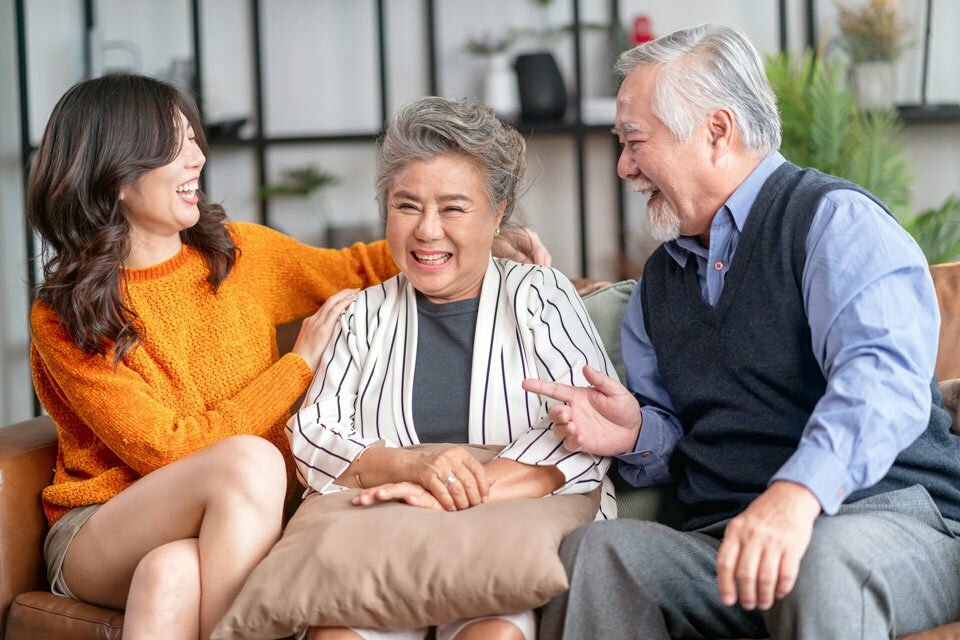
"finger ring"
444,474,458,487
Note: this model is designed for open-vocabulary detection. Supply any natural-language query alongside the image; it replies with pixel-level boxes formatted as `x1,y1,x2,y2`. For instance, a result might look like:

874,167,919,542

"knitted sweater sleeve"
30,302,314,476
231,222,399,325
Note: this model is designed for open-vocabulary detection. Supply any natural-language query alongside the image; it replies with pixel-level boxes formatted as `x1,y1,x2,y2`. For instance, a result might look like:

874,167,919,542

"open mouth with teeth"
411,251,452,267
176,181,200,204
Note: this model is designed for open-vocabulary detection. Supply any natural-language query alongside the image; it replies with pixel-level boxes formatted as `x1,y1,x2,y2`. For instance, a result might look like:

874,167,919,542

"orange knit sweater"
31,222,398,526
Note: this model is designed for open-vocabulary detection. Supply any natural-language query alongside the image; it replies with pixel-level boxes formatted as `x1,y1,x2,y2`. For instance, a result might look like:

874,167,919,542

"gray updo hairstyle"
615,24,781,155
376,96,527,224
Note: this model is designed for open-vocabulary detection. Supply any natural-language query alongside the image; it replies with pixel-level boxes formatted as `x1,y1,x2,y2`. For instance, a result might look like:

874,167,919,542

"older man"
527,24,960,640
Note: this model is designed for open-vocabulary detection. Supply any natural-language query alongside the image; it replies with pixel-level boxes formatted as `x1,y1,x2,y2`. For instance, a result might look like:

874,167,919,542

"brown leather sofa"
2,264,960,639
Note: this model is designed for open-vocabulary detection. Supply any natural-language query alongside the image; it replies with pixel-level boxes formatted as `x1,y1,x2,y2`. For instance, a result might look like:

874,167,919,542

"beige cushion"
212,444,599,639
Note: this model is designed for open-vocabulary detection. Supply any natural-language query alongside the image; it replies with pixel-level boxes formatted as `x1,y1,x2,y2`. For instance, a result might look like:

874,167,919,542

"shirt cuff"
770,442,852,514
616,406,673,485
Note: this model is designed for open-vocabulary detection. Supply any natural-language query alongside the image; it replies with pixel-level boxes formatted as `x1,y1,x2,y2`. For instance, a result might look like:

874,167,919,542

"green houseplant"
259,165,340,245
258,165,338,200
766,51,960,263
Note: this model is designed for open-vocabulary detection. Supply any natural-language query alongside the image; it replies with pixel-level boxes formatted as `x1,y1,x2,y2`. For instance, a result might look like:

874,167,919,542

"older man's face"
614,66,714,242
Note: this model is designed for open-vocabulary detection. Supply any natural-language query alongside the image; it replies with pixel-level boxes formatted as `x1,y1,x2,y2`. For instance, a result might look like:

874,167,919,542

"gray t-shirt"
412,293,479,443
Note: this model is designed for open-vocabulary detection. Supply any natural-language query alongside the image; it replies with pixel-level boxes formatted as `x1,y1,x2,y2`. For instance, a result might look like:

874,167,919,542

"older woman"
288,96,617,640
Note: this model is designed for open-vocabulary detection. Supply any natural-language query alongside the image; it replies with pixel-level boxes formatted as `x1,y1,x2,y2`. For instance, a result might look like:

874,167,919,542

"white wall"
3,0,959,423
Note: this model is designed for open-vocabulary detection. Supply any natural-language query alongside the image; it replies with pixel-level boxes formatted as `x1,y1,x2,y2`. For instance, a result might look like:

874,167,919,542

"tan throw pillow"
212,444,599,639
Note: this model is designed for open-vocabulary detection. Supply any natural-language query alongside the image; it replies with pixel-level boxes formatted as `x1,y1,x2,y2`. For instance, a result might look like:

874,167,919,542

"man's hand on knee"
715,481,822,611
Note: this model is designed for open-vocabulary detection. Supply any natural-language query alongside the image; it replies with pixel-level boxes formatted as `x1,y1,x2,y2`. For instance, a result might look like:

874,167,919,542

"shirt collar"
661,152,786,267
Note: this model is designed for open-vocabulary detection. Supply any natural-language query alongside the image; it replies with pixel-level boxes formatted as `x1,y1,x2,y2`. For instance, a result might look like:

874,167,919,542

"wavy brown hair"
27,74,237,365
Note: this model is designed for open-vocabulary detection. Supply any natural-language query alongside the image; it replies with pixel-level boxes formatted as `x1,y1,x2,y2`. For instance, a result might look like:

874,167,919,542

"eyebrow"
610,123,648,137
391,190,473,203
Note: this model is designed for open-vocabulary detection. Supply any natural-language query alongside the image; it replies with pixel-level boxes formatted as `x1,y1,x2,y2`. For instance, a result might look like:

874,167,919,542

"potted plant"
766,51,960,263
259,165,339,244
835,0,912,110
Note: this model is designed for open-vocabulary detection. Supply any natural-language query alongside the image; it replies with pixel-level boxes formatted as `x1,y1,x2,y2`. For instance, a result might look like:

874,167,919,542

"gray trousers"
540,485,960,640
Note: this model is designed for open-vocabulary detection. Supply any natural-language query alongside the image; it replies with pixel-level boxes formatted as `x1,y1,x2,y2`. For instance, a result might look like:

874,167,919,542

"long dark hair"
27,73,237,364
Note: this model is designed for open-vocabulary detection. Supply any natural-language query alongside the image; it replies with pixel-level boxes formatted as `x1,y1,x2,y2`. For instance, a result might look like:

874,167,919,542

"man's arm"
617,284,684,485
718,189,940,611
773,189,939,511
520,280,684,481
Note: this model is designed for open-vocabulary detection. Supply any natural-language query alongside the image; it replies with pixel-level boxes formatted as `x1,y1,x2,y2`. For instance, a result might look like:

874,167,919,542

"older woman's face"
386,155,504,304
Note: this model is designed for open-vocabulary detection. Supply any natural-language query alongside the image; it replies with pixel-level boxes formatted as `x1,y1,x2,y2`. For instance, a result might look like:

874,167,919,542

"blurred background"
2,0,959,424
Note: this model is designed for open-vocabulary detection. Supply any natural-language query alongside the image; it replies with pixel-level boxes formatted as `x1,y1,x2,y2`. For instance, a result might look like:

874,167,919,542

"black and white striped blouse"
288,257,617,519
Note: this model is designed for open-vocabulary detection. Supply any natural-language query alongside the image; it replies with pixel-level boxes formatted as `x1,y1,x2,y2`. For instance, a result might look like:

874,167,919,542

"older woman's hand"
351,482,444,510
404,446,492,511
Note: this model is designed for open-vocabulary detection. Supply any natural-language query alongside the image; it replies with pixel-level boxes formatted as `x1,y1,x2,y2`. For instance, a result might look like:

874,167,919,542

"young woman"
27,74,546,639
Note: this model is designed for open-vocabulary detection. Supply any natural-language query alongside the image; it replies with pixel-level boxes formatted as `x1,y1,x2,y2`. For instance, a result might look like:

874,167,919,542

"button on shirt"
618,152,940,514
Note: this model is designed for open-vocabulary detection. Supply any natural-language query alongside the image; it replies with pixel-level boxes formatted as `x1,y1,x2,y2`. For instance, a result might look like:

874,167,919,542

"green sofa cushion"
581,280,684,526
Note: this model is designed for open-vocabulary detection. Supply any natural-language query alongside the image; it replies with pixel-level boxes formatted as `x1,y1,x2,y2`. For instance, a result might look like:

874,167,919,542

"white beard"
628,178,682,243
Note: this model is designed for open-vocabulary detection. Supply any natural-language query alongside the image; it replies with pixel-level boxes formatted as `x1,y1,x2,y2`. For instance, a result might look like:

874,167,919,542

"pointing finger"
522,378,577,403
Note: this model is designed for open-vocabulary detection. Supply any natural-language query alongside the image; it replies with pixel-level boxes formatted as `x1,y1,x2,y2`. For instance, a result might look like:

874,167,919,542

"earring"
495,227,500,235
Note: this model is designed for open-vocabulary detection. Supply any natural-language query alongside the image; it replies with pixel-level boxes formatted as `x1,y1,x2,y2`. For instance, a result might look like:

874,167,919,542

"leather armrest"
932,262,960,382
0,416,57,637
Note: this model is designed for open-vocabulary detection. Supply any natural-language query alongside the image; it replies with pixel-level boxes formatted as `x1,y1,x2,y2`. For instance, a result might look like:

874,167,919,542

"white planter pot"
850,62,898,111
483,53,520,121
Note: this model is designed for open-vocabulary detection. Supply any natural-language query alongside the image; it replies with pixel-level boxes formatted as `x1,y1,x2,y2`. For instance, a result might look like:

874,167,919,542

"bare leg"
122,539,200,639
451,619,524,640
61,435,286,639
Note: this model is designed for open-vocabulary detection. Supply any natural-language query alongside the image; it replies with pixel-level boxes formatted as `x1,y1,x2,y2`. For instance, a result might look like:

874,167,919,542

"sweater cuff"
230,353,315,435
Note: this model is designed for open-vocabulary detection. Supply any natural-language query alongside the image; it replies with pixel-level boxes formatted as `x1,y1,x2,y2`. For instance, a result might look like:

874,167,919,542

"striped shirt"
288,257,617,519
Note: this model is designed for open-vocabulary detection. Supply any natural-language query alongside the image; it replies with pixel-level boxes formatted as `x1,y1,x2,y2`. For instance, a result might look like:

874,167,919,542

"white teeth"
627,179,658,197
176,182,199,194
413,252,451,265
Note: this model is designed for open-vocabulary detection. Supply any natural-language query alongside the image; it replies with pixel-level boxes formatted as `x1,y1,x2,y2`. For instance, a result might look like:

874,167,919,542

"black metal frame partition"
14,0,796,418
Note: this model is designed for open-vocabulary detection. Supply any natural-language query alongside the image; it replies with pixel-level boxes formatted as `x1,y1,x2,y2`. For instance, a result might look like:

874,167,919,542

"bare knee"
127,540,200,626
206,435,286,513
453,619,525,640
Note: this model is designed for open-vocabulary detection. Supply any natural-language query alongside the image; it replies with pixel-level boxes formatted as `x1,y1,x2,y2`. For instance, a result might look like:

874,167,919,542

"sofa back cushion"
580,280,636,383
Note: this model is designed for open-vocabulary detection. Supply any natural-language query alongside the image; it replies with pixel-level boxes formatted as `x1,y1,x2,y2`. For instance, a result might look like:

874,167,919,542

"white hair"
615,24,781,154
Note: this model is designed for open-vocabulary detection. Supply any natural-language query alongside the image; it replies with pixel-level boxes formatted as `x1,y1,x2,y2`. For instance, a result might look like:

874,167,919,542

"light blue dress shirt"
618,152,940,515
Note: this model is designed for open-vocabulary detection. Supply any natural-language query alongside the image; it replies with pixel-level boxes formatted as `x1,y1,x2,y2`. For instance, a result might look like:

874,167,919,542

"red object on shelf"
633,15,654,45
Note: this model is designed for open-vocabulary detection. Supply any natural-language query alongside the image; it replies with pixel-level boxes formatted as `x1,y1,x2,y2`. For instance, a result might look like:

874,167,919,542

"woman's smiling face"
386,154,504,304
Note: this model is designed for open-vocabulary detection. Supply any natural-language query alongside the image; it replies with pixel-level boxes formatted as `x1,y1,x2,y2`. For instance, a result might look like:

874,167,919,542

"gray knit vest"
640,161,960,530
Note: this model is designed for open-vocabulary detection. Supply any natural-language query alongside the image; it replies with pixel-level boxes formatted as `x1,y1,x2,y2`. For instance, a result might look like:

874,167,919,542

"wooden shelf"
898,104,960,125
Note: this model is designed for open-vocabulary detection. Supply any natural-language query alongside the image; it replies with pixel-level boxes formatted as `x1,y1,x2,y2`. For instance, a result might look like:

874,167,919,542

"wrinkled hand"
492,227,552,267
405,446,491,511
716,481,822,611
291,288,358,372
351,482,444,511
521,365,642,456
